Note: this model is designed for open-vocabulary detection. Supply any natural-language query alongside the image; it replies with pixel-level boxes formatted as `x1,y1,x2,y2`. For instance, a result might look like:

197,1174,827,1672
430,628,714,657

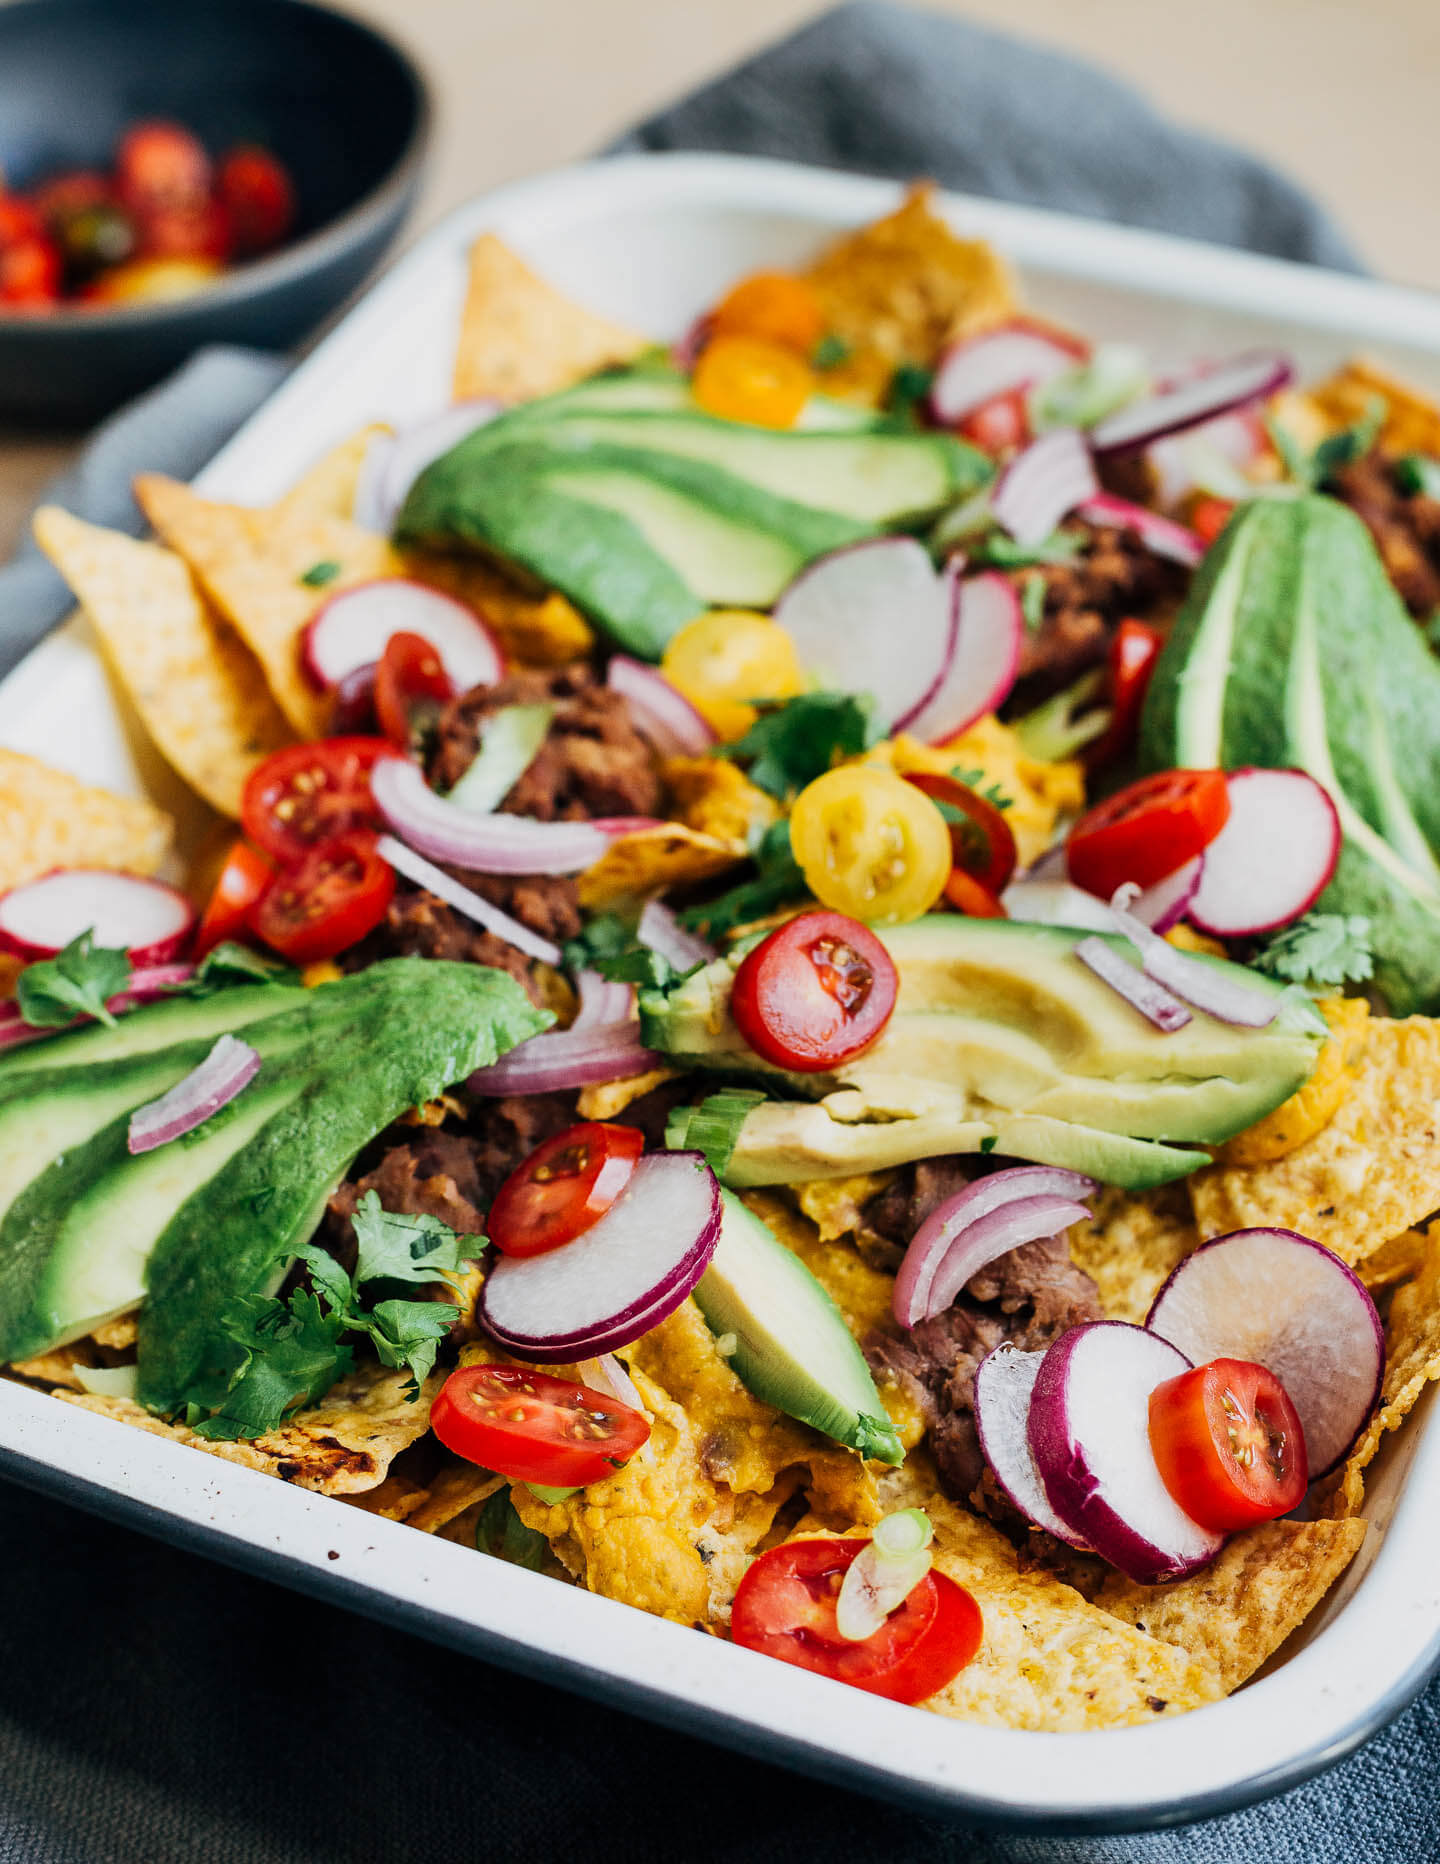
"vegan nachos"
12,183,1440,1735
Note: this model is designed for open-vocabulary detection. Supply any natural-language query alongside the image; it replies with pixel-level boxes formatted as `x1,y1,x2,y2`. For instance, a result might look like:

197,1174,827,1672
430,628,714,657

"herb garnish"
562,914,697,990
15,930,130,1029
170,942,301,995
667,1088,766,1177
811,333,852,370
1252,913,1375,991
678,820,808,941
299,560,342,588
723,690,878,801
1265,396,1387,491
1396,455,1440,499
885,362,934,427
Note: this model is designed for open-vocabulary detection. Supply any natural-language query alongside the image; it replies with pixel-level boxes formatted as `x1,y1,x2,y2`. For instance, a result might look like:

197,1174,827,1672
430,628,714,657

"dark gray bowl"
0,0,430,423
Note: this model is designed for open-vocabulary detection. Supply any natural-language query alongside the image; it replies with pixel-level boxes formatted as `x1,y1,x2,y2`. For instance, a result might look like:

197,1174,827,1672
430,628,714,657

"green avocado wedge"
1141,494,1440,1013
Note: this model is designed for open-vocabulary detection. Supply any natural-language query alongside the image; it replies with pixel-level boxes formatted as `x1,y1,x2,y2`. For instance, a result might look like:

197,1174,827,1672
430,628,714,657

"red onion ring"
1075,936,1193,1032
607,657,716,757
1108,885,1279,1027
1073,492,1206,568
637,899,715,972
127,1033,260,1154
468,1020,662,1096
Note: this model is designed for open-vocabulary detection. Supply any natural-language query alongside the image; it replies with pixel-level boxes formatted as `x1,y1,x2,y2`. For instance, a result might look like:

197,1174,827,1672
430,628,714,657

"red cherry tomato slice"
0,234,61,308
903,771,1018,894
431,1364,651,1488
1066,768,1231,899
217,145,296,257
240,737,389,865
250,831,394,964
115,121,211,212
956,387,1030,454
195,840,274,956
731,909,898,1074
374,631,455,750
730,1538,983,1703
488,1122,645,1259
1149,1357,1307,1533
1085,618,1165,772
1189,496,1235,548
942,867,1007,918
137,197,232,263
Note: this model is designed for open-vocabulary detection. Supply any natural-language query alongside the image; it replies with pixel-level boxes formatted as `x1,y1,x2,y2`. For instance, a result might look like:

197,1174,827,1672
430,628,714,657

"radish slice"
1075,936,1192,1032
1107,886,1280,1027
468,1023,662,1096
127,1033,261,1155
1186,768,1341,938
973,1345,1089,1547
929,321,1085,425
1073,493,1205,568
1028,1321,1225,1583
302,581,503,696
607,657,716,756
1001,879,1117,932
899,571,1023,744
772,538,952,732
0,960,195,1053
479,1150,721,1360
376,834,562,965
0,871,195,966
1146,1228,1383,1478
1129,855,1204,933
991,429,1099,548
1090,350,1295,456
355,400,503,533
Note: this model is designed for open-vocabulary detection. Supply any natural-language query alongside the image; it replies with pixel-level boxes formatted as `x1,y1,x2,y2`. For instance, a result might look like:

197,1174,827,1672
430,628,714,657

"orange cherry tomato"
487,1122,645,1259
431,1364,651,1488
1066,768,1231,899
731,909,898,1073
1189,496,1236,547
240,738,390,866
902,771,1018,895
79,258,219,306
217,145,296,257
1149,1357,1307,1533
1084,618,1165,771
710,271,826,356
115,121,211,213
0,233,61,309
250,831,394,964
137,197,232,263
374,631,455,749
692,335,812,428
730,1538,983,1703
942,867,1007,917
195,840,274,956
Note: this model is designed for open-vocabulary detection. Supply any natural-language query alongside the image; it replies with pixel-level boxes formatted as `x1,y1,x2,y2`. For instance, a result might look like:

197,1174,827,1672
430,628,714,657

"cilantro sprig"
1265,396,1387,491
562,913,698,991
678,820,808,942
15,929,131,1030
722,691,879,801
1251,913,1374,991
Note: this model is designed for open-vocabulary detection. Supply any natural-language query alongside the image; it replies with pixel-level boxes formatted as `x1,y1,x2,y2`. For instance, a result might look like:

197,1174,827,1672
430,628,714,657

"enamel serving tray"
4,153,1440,1833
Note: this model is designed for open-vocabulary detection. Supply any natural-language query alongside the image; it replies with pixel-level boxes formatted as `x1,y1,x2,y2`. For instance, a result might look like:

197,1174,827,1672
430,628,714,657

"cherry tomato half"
431,1364,651,1488
195,840,273,956
1189,496,1236,548
240,737,389,865
730,1538,983,1703
217,145,296,257
0,234,61,309
957,388,1030,454
1149,1357,1307,1533
789,765,953,924
903,771,1017,895
1084,619,1165,772
488,1122,645,1259
137,197,232,263
692,335,812,429
941,867,1007,918
1066,768,1231,900
115,121,211,213
250,831,394,964
731,909,898,1073
374,631,454,749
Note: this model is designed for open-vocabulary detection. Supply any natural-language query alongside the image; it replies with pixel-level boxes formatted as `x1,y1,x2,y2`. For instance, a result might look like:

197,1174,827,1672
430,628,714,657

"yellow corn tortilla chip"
453,233,647,404
404,1461,505,1534
339,1470,432,1522
55,1366,440,1496
1358,1227,1432,1292
1189,1015,1440,1266
576,822,746,912
33,508,294,818
1096,1518,1367,1693
1307,357,1440,458
1332,1228,1440,1517
401,546,594,665
1213,996,1368,1168
135,473,400,739
274,423,391,524
0,749,172,892
575,1066,677,1121
1069,1183,1201,1325
661,754,778,847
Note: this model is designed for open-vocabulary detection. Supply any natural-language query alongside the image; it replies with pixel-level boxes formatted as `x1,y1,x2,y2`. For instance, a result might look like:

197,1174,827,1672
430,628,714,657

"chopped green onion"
1013,668,1109,761
1396,454,1440,499
668,1088,766,1178
835,1509,936,1642
1029,344,1150,433
526,1482,580,1505
872,1507,934,1559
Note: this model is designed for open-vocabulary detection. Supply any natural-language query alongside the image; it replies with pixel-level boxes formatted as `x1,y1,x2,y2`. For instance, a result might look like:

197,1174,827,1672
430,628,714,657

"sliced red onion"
899,570,1023,744
893,1166,1097,1329
355,400,503,534
376,834,560,966
575,1353,648,1412
372,755,657,877
672,313,713,373
973,1345,1090,1548
1128,855,1204,933
1073,493,1205,568
990,429,1099,548
0,871,195,967
1148,408,1265,506
637,899,715,973
1108,885,1278,1027
479,1150,721,1360
468,1021,662,1096
607,656,716,756
1089,350,1295,456
929,321,1086,425
302,580,503,695
1074,936,1192,1032
127,1033,260,1155
571,969,635,1030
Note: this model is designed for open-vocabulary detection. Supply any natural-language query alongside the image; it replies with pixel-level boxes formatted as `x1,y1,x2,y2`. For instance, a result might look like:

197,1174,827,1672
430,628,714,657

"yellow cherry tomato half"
710,271,827,356
692,335,813,428
660,609,808,741
789,765,953,924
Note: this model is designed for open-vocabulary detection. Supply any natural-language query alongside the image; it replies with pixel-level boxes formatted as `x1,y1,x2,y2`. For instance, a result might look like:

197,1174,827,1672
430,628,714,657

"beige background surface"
3,0,1438,560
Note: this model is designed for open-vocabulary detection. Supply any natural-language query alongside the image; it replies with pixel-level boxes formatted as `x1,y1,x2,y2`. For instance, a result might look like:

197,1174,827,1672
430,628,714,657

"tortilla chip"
135,473,400,739
804,185,1018,404
1358,1227,1432,1292
1213,996,1368,1168
1332,1228,1440,1517
1069,1183,1202,1325
576,823,746,912
1096,1518,1367,1693
453,233,647,403
33,508,294,817
404,1461,504,1533
401,547,594,665
1189,1015,1440,1266
1307,357,1440,458
576,1066,678,1120
0,749,172,892
55,1366,440,1495
274,424,390,524
339,1470,432,1521
7,1346,100,1391
661,754,778,846
0,953,22,1001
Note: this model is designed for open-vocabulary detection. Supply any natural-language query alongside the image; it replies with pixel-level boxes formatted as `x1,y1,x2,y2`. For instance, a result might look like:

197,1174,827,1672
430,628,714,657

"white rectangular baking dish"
4,152,1440,1832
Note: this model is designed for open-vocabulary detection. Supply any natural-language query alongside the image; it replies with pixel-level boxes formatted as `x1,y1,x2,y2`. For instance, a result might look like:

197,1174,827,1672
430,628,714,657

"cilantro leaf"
967,527,1086,570
168,941,301,996
1266,397,1387,491
299,559,341,588
1396,454,1440,499
885,362,934,428
350,1189,468,1291
678,820,807,940
16,930,131,1030
1252,913,1375,990
723,691,878,800
811,333,851,370
191,1289,351,1441
561,914,688,990
359,1297,459,1394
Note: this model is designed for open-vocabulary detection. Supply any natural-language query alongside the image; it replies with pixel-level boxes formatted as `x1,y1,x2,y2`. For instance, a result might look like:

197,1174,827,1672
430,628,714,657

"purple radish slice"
990,428,1099,548
929,323,1084,425
302,580,503,695
893,1166,1096,1328
1074,936,1192,1032
1148,407,1266,507
899,571,1023,744
973,1345,1090,1548
355,400,503,533
1072,492,1205,568
1145,1228,1383,1477
1106,885,1280,1028
479,1150,721,1360
1186,768,1341,938
1090,350,1295,456
772,537,952,733
606,656,716,756
0,871,195,966
1028,1321,1225,1583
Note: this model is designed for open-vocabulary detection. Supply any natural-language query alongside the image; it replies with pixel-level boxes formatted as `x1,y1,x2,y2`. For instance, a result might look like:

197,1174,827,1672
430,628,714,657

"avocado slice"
0,982,305,1083
491,365,883,433
692,1190,902,1464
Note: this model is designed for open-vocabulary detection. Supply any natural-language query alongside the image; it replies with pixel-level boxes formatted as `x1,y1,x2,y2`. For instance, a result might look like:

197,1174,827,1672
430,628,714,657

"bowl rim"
0,0,433,333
